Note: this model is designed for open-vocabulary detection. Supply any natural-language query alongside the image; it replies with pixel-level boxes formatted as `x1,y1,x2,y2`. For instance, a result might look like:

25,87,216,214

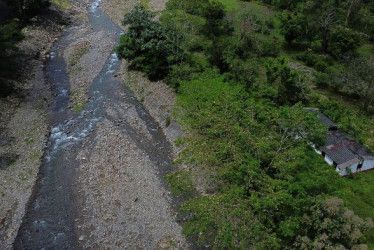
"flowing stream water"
14,0,173,248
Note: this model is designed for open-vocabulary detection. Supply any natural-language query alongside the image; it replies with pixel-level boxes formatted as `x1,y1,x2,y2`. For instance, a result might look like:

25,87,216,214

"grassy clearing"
357,43,374,55
73,104,84,111
69,41,90,67
216,0,240,11
51,0,71,9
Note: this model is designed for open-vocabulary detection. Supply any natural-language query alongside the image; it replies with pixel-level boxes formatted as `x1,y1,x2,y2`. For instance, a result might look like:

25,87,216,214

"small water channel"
14,0,173,249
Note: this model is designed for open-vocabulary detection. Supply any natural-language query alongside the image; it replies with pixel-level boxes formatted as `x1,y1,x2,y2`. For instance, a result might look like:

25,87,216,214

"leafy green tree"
116,6,185,80
265,57,310,105
280,11,310,45
295,198,373,249
339,55,374,112
327,25,361,57
202,0,228,37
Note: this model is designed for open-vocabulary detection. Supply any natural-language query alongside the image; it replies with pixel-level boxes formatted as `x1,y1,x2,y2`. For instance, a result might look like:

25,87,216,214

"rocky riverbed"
6,0,189,249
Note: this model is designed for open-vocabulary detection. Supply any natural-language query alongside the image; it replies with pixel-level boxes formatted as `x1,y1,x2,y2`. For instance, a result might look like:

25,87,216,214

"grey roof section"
317,113,337,130
305,108,374,169
304,108,337,130
321,130,374,169
363,156,374,160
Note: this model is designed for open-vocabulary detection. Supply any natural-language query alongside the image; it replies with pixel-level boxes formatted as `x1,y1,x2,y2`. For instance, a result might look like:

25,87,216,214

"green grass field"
216,0,240,11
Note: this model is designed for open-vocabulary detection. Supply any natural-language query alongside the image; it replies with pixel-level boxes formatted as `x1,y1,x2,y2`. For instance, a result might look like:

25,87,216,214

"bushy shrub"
265,57,310,105
313,72,330,88
328,26,361,58
257,37,281,57
296,51,333,72
116,6,185,80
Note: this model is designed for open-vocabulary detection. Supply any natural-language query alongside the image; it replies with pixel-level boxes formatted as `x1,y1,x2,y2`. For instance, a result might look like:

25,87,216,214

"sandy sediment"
64,28,116,110
76,116,187,248
149,0,169,12
101,0,139,28
101,0,169,28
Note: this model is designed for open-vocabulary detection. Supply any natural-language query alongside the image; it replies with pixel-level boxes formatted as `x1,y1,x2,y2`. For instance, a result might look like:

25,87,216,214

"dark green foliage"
166,170,195,197
118,1,231,87
202,1,228,38
176,74,353,248
208,37,243,72
116,6,185,80
280,11,310,45
313,72,330,88
265,57,310,105
277,0,373,56
338,55,374,112
296,52,334,72
223,58,258,90
263,0,302,10
0,20,23,96
327,25,361,58
256,36,281,56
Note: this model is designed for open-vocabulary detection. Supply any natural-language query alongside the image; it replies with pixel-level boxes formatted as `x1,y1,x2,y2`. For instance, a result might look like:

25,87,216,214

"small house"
307,108,374,176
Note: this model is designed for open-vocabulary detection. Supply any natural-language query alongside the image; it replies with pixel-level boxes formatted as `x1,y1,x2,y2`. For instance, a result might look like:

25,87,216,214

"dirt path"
13,0,187,249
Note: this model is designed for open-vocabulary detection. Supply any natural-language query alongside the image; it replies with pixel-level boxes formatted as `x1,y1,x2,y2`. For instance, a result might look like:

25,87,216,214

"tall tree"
340,55,374,112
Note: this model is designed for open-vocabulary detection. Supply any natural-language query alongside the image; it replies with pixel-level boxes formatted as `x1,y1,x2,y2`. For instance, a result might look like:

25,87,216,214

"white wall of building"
361,159,374,172
324,155,334,166
336,163,359,176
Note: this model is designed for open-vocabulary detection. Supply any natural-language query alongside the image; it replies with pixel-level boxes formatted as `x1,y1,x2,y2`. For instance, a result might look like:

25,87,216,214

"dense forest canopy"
117,0,374,248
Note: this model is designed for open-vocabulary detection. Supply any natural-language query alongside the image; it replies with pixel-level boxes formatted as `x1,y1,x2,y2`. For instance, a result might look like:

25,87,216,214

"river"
14,0,178,248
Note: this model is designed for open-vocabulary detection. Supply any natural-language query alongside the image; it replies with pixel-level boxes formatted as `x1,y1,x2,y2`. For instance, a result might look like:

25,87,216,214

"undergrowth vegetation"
117,0,374,248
